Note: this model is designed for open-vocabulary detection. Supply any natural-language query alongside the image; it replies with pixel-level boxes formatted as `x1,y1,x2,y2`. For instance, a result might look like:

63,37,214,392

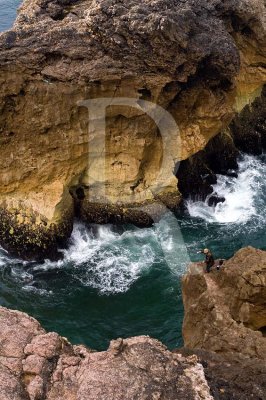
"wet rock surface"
177,131,239,202
230,85,266,155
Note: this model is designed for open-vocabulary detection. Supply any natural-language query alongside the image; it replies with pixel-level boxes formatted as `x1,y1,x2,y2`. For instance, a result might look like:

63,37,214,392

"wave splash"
0,213,190,295
2,155,264,295
186,154,266,224
60,224,156,294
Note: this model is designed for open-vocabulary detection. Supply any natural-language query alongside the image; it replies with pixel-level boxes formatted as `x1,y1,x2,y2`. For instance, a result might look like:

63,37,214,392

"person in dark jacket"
200,248,215,273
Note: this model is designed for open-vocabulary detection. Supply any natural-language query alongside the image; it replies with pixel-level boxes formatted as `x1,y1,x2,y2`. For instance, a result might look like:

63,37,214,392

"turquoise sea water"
1,154,266,350
0,0,21,31
0,3,266,351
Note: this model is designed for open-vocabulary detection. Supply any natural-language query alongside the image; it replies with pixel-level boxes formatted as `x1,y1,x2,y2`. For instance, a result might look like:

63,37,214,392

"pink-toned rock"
0,307,44,359
0,306,213,400
0,363,27,400
24,332,64,359
27,375,44,400
0,246,265,399
22,354,47,375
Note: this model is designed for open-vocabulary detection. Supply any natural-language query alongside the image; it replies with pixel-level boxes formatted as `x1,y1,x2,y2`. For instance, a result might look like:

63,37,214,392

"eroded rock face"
0,306,214,400
230,84,266,154
182,246,266,359
177,130,239,202
0,0,266,258
179,347,266,400
177,84,266,204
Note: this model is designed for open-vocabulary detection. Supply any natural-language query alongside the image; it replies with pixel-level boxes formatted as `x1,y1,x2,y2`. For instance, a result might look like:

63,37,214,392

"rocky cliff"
177,85,266,203
182,246,266,359
1,246,266,399
0,306,214,400
180,246,266,399
0,0,266,258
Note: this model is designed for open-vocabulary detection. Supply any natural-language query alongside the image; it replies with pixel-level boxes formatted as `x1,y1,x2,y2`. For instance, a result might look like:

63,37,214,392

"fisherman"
198,248,215,273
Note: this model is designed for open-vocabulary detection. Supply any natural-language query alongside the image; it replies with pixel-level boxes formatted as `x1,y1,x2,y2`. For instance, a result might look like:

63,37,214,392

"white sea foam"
186,154,266,224
28,212,189,295
2,155,264,295
58,217,188,294
64,224,155,293
155,213,191,275
0,213,189,295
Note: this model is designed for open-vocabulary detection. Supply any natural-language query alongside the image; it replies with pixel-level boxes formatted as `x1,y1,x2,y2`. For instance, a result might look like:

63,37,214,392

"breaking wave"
0,213,190,295
186,154,266,225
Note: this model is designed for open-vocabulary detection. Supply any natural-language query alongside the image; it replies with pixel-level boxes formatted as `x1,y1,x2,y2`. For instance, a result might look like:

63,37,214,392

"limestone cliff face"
177,84,266,204
0,306,214,400
0,0,265,258
182,247,266,359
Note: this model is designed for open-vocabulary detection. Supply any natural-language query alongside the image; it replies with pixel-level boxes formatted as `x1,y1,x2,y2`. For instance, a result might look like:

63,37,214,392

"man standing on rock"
198,248,215,273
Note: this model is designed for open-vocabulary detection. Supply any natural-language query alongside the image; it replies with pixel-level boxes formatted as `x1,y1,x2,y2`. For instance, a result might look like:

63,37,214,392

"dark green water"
0,2,265,351
0,154,265,350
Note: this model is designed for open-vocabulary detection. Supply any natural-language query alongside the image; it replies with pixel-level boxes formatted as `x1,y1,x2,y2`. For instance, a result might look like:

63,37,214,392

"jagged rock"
0,247,265,398
0,0,266,258
176,84,266,204
179,347,266,400
177,131,239,201
0,306,214,400
182,246,266,359
230,85,266,155
207,194,225,207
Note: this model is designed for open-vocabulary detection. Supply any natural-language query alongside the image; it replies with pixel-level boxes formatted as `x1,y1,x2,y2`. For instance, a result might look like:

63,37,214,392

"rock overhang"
0,0,265,259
